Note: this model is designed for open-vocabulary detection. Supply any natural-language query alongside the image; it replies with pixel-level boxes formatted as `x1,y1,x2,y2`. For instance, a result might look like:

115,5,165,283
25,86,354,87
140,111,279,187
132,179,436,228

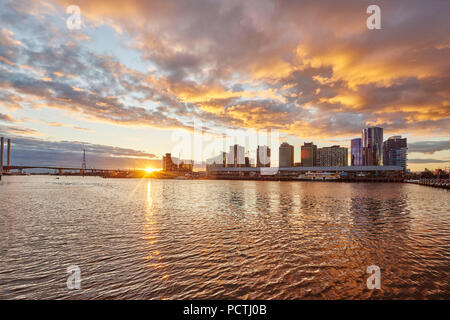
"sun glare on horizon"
145,168,162,173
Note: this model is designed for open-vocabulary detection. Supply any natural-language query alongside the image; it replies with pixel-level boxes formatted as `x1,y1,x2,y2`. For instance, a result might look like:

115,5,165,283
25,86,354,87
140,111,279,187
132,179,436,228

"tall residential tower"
257,145,271,167
383,136,407,171
317,145,348,167
362,127,383,166
351,138,362,166
301,142,317,167
279,142,294,167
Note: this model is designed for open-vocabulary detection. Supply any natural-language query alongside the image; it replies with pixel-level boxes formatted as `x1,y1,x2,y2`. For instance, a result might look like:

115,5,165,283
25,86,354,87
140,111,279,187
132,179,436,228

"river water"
0,176,449,299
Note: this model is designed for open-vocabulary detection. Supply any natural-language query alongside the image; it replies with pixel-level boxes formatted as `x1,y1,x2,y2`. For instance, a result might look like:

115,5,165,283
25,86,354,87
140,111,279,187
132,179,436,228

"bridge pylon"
81,148,87,177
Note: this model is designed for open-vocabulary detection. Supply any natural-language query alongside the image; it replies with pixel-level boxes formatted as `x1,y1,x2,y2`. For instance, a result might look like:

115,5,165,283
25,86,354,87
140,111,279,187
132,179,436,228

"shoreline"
2,174,449,189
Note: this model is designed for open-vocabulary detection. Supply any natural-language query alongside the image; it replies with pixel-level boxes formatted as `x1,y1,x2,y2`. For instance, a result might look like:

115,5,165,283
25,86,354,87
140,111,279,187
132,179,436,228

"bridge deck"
2,165,126,172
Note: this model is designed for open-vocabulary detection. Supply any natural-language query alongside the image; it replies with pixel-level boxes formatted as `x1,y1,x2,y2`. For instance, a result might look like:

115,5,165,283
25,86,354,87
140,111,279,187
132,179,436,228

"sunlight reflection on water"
0,176,449,299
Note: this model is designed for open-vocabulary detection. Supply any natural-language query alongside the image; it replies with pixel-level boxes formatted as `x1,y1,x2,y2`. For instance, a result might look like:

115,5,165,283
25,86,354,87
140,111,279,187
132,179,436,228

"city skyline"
0,0,449,172
203,126,403,170
1,126,448,173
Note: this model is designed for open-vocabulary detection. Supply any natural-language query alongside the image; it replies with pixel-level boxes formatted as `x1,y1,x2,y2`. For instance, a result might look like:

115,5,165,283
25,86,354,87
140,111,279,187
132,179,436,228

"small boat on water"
356,172,368,177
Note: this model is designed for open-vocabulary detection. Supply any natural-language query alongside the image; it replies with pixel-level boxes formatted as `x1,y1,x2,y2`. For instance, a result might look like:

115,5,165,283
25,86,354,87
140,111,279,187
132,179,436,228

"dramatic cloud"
0,133,159,168
1,0,449,138
408,141,450,154
0,113,17,123
8,136,157,158
0,125,39,136
408,158,450,164
22,118,94,131
0,0,449,169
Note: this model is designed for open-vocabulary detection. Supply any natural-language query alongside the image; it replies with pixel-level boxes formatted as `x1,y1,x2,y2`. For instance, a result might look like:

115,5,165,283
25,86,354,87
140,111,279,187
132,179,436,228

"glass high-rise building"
226,144,245,167
351,138,362,166
279,142,294,167
257,145,271,167
301,142,317,167
163,153,176,171
383,136,407,171
362,127,383,166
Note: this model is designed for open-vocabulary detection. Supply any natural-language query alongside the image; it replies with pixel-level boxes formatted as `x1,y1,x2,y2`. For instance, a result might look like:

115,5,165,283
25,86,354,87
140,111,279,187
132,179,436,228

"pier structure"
207,165,405,182
405,179,450,189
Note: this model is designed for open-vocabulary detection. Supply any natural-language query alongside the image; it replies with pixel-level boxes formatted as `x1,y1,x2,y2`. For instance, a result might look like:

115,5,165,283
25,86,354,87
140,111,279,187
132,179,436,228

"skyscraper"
351,138,362,166
383,136,407,171
226,144,245,168
163,153,176,171
279,142,294,167
362,127,383,166
257,145,271,167
317,145,348,167
301,142,317,167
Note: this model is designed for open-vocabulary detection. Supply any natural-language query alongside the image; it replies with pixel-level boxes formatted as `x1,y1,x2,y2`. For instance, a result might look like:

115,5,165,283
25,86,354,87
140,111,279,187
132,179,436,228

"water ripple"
0,177,449,299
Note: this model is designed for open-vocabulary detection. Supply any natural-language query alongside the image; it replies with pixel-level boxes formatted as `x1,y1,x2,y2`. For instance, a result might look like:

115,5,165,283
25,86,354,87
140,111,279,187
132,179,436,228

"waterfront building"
163,153,193,172
279,142,294,167
226,144,245,168
383,136,407,171
317,145,348,167
208,165,405,182
178,160,194,172
362,127,383,166
162,153,176,171
257,145,271,167
351,138,362,166
245,156,250,167
301,142,317,167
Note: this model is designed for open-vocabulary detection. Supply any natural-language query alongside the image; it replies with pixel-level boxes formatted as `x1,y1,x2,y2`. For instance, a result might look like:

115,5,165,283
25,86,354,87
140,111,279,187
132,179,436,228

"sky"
0,0,449,171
